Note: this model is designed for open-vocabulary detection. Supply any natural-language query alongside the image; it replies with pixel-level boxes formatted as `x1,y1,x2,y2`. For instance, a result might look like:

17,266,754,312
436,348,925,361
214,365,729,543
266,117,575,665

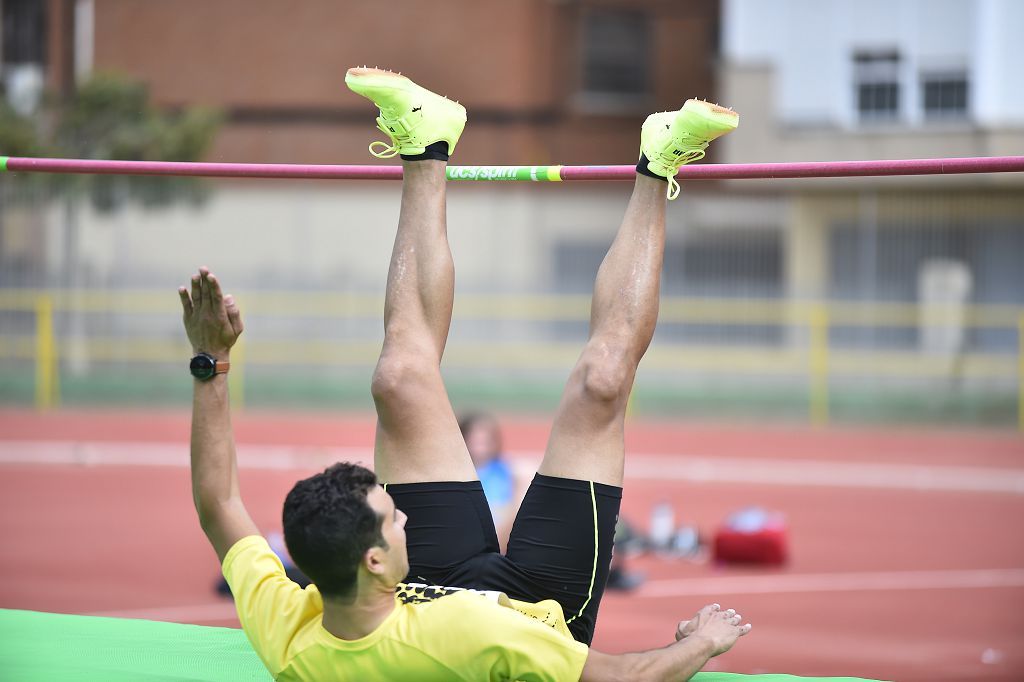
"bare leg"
538,175,667,487
371,160,477,484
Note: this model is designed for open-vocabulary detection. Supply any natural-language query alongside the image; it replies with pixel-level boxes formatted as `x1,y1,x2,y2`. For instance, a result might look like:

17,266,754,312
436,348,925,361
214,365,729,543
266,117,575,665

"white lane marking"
0,441,371,470
83,568,1024,624
624,455,1024,495
636,568,1024,599
1,441,1023,494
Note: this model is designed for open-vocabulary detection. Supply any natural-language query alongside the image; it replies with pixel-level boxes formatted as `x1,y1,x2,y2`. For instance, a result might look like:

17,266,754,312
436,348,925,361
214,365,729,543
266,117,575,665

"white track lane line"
635,567,1024,599
85,568,1024,624
2,441,1023,494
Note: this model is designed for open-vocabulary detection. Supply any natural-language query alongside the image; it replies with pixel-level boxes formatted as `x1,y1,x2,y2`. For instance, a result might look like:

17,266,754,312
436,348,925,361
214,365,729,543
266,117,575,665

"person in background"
460,411,644,590
458,412,530,552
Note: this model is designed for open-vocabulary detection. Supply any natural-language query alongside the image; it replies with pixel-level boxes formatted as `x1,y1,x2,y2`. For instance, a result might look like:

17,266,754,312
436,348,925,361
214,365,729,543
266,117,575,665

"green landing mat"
0,609,883,681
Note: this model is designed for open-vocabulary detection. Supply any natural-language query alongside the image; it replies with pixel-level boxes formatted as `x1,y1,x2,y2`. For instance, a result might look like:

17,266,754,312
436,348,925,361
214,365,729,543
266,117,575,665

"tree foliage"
1,72,222,210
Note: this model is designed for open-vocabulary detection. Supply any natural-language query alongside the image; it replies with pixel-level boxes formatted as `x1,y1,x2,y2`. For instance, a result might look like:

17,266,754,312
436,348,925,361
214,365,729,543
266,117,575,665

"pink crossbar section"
562,156,1024,180
4,156,1024,180
4,157,403,180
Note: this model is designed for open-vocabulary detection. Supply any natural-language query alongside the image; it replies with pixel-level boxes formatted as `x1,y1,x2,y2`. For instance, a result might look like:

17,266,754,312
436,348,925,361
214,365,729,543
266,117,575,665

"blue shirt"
477,458,515,509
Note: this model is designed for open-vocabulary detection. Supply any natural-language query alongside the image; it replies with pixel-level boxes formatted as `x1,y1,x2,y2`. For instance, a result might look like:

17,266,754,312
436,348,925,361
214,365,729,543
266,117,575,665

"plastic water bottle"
649,502,675,550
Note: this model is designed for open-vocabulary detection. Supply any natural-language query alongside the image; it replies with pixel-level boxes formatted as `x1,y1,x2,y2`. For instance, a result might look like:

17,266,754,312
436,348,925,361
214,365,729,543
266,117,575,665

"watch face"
190,354,216,379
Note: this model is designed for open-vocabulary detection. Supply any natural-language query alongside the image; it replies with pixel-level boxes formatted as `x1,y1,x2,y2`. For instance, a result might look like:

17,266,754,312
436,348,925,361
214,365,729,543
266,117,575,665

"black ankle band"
636,154,667,182
401,141,450,162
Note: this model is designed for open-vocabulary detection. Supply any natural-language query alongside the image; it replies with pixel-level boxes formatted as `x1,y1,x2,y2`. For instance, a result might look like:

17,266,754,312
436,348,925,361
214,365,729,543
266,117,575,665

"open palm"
178,267,243,359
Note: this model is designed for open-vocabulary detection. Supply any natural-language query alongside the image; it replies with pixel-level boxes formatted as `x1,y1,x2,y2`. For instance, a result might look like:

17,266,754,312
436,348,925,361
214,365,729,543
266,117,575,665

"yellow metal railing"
3,289,1022,429
808,304,829,426
1019,315,1024,432
33,294,59,410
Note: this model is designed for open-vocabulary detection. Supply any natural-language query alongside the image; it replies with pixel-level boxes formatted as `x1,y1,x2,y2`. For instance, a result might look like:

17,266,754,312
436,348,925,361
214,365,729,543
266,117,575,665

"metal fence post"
809,303,830,425
34,294,59,410
1018,315,1024,433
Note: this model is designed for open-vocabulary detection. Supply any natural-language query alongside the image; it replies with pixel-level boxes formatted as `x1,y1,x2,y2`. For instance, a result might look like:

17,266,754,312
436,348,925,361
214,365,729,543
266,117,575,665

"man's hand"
674,605,709,641
581,602,752,681
677,603,751,656
178,267,243,360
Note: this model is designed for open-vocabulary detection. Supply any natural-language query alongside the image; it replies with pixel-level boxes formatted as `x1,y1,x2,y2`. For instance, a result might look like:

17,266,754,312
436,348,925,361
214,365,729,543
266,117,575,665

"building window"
921,71,968,119
553,231,784,344
578,8,651,112
665,231,783,298
854,51,900,121
2,0,48,65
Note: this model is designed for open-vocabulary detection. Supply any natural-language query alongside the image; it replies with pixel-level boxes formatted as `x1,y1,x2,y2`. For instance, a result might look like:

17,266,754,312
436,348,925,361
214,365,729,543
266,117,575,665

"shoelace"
368,117,414,159
665,148,705,200
369,139,400,159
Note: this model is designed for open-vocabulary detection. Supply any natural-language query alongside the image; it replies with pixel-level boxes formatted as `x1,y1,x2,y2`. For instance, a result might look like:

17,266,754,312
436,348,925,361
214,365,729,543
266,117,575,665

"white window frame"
853,50,902,123
920,69,969,121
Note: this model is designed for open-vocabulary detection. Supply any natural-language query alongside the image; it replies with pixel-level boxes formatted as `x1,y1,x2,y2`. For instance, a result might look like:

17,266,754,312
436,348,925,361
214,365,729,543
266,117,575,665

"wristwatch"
189,352,230,381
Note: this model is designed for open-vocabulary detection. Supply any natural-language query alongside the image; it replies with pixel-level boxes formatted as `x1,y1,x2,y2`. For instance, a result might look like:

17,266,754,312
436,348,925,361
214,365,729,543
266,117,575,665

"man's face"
366,485,409,585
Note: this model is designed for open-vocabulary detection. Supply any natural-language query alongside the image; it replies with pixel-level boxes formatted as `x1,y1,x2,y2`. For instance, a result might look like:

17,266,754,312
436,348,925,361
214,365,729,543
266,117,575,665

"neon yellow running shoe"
345,67,467,159
640,99,739,200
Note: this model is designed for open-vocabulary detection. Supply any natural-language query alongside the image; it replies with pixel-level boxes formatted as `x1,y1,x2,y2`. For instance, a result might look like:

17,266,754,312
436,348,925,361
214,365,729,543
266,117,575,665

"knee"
370,351,434,406
577,341,635,405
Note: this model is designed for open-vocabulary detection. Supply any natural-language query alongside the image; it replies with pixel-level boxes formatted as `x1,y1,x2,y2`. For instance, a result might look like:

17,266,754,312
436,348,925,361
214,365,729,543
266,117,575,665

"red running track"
0,408,1022,681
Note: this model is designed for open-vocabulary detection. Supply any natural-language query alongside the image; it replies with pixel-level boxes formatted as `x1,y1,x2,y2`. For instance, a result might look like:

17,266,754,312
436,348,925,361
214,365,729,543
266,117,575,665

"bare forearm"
190,373,238,512
630,636,715,682
582,636,715,682
190,371,256,559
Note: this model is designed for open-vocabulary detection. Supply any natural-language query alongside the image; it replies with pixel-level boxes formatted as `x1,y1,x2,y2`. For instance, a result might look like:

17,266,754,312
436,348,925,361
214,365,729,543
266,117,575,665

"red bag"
713,509,789,565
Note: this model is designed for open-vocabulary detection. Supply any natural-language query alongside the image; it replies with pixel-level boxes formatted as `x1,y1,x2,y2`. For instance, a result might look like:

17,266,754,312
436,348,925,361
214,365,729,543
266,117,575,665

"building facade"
717,0,1024,356
15,0,719,166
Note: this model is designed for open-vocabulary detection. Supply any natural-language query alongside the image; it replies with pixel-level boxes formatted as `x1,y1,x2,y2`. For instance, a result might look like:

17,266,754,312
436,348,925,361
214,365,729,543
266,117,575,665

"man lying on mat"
179,67,748,681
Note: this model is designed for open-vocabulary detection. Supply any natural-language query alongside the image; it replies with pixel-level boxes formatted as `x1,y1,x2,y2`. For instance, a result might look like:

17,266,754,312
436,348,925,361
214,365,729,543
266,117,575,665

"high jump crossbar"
1,155,1023,181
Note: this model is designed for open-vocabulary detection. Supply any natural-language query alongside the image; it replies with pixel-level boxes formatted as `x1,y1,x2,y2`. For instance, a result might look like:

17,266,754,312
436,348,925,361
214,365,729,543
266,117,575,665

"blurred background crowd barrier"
1,176,1021,427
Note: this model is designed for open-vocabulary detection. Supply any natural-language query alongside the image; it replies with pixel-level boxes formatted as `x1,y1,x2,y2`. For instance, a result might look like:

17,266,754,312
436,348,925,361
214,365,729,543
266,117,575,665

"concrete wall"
58,182,640,293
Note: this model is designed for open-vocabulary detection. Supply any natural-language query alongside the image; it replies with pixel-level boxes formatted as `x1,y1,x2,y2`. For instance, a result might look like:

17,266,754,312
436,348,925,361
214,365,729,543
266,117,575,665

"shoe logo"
388,126,396,132
411,106,422,112
672,149,683,156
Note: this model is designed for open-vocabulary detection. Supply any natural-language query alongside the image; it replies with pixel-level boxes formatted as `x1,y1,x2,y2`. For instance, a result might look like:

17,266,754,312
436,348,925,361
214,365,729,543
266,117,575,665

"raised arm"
580,604,751,682
178,267,259,561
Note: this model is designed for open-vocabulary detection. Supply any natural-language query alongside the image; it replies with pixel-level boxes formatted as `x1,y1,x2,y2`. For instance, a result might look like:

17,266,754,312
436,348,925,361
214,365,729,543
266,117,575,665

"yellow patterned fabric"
395,581,575,638
222,535,588,681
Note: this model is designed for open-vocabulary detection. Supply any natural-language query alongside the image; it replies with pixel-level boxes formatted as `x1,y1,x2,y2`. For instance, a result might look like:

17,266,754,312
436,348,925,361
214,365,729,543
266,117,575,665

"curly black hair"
282,462,387,599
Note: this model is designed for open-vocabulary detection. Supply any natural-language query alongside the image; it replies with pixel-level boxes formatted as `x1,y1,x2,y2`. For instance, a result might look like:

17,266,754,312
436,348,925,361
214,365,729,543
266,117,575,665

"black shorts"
385,474,621,645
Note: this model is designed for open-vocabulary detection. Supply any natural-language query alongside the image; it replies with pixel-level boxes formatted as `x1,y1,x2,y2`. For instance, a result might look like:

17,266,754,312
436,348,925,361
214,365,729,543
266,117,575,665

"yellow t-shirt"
222,535,590,681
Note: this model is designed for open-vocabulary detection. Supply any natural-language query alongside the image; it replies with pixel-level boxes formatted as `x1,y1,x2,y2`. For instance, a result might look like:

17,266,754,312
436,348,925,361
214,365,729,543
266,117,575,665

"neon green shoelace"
665,148,705,200
369,139,400,158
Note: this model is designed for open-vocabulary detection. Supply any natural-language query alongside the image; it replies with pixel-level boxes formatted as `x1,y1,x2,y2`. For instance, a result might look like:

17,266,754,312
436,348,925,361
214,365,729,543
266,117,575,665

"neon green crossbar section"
0,609,883,681
0,156,9,172
445,165,562,181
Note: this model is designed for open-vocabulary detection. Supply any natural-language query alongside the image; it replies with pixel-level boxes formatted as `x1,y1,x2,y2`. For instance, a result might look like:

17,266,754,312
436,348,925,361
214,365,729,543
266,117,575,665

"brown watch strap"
214,361,230,374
